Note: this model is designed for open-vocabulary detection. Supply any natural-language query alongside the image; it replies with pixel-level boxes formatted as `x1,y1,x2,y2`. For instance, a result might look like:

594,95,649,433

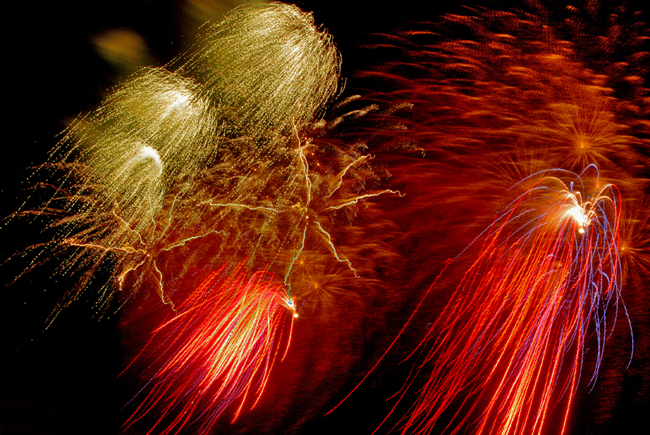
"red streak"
123,263,293,435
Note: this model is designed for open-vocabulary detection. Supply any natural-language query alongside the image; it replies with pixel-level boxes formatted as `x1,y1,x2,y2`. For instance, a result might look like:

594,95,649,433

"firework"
5,1,648,434
123,263,295,435
176,2,341,141
6,2,353,319
2,3,409,434
380,167,628,435
322,2,649,433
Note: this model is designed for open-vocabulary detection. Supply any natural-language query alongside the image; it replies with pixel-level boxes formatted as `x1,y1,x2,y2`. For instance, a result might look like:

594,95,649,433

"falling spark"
322,2,649,433
123,263,295,435
387,167,631,435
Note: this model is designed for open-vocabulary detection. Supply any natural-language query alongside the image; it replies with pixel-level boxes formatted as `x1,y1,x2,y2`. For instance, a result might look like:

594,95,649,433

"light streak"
284,225,308,293
329,155,371,196
151,261,175,311
314,220,359,277
322,4,649,432
325,190,403,210
385,167,632,435
3,4,407,434
160,229,227,252
200,200,279,214
123,263,294,435
62,237,147,256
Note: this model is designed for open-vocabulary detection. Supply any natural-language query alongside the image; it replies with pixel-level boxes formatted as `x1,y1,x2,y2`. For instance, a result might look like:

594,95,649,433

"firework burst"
122,263,295,435
324,1,649,433
3,3,406,433
5,2,350,320
385,167,630,435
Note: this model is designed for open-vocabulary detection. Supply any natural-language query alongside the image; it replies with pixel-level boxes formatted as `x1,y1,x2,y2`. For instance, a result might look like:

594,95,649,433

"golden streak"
11,2,386,327
178,2,341,141
325,190,403,210
329,155,372,197
314,220,359,277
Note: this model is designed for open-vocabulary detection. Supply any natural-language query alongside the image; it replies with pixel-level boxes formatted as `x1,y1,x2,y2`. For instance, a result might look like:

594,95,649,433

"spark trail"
388,167,631,435
3,3,405,434
325,2,649,433
123,263,296,435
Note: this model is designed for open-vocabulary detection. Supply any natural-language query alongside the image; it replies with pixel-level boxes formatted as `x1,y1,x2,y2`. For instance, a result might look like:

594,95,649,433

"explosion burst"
7,2,357,318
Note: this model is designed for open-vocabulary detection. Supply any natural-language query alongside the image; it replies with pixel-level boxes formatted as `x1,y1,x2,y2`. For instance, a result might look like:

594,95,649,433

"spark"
133,145,163,170
566,203,588,233
151,261,175,311
123,263,294,435
388,167,631,435
284,225,308,297
200,200,279,214
62,237,147,256
314,220,359,277
329,155,371,196
325,190,403,210
160,229,227,252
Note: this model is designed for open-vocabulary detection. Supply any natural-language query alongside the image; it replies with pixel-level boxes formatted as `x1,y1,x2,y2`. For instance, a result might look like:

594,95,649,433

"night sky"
2,1,649,434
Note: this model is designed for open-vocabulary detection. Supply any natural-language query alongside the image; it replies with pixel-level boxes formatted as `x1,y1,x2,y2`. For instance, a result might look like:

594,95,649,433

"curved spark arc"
123,263,295,435
395,168,630,435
